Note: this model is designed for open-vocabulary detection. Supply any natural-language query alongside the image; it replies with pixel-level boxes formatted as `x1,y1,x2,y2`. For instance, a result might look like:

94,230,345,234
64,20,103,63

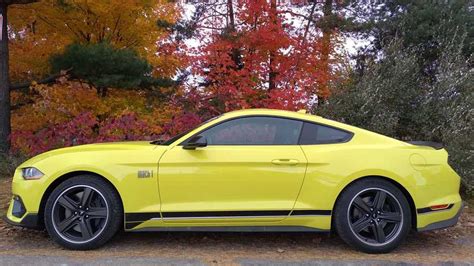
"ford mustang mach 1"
5,109,462,253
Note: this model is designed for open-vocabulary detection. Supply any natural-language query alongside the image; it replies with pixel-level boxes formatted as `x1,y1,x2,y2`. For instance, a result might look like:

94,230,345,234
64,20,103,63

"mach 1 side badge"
138,170,153,178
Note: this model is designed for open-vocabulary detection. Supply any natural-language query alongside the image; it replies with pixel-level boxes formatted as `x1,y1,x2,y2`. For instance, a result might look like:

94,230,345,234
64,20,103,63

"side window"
197,117,303,145
299,122,352,145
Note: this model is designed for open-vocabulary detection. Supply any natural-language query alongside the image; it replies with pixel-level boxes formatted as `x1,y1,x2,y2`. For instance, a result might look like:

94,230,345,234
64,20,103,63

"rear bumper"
417,202,463,232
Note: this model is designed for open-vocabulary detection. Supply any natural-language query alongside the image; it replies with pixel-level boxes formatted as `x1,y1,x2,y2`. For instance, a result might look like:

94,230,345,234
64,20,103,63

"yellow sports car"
5,109,462,253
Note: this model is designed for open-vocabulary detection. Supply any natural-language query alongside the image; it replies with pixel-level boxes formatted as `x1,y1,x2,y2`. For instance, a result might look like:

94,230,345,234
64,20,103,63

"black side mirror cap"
183,135,207,150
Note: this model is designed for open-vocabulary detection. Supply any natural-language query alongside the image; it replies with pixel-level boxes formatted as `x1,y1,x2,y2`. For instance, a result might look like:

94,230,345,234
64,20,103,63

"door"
293,121,355,211
158,116,307,222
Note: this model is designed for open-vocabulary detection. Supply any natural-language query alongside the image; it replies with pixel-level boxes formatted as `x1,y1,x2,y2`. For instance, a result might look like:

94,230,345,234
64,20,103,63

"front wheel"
334,178,411,253
44,175,122,250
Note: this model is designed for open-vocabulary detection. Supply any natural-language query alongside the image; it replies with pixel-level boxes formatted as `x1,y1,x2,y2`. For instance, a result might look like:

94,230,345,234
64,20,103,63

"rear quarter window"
299,122,353,145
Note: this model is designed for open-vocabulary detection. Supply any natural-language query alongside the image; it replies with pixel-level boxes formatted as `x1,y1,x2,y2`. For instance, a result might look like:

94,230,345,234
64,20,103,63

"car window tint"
199,117,303,145
299,122,352,144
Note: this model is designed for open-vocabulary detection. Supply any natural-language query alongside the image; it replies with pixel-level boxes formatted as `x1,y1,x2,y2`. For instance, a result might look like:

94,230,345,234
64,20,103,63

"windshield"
151,115,222,145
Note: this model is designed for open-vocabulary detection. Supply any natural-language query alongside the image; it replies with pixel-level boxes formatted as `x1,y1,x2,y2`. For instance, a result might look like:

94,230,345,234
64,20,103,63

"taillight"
430,204,450,211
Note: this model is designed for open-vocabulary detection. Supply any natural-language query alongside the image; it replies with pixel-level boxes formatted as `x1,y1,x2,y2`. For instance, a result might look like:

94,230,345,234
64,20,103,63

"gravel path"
0,255,472,266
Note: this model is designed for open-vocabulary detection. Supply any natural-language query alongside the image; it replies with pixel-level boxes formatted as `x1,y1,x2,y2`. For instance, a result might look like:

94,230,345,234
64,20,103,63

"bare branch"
303,1,318,41
280,10,317,23
2,0,38,5
10,68,72,91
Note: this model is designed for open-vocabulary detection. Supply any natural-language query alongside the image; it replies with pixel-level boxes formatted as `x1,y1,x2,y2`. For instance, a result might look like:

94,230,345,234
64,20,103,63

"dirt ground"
0,177,473,265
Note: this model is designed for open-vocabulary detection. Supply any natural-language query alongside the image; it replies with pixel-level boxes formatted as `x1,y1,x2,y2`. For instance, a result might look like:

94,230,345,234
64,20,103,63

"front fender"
9,144,166,225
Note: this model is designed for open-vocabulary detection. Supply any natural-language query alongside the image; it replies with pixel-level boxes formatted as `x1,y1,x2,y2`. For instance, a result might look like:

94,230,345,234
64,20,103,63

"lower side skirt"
130,225,330,233
124,210,332,231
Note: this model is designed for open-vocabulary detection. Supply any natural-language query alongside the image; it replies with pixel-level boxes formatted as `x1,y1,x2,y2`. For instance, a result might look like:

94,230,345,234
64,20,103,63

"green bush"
320,39,473,195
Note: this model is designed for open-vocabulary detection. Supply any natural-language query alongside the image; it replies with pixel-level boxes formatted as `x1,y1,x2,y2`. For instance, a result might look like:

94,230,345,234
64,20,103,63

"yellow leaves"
12,81,107,132
151,50,185,78
11,80,178,136
9,33,65,82
104,89,149,116
8,0,181,82
8,0,186,148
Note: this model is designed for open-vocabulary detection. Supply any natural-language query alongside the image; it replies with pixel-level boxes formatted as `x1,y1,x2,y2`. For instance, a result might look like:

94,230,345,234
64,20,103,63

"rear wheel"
44,175,122,250
334,178,411,253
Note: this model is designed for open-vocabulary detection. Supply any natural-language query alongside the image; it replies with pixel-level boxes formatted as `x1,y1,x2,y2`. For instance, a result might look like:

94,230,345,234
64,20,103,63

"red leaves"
11,112,98,155
161,113,203,139
11,112,164,156
10,107,205,156
97,113,159,143
189,0,334,114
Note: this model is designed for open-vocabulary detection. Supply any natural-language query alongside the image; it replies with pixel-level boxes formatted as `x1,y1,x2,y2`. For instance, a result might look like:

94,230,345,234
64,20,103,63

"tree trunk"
320,0,333,101
227,0,242,69
227,0,235,32
0,3,10,152
268,0,277,91
97,86,108,98
0,0,38,152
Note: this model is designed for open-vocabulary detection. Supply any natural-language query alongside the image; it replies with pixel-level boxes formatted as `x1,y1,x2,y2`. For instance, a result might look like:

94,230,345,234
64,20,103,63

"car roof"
222,108,321,121
220,109,376,137
168,108,405,147
218,108,406,146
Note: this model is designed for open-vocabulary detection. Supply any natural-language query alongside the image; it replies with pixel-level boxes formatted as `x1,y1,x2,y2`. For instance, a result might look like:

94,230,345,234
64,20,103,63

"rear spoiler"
407,141,443,150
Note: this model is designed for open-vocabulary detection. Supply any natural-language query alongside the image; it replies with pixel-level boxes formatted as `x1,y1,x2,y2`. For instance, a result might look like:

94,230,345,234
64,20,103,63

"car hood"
19,141,163,167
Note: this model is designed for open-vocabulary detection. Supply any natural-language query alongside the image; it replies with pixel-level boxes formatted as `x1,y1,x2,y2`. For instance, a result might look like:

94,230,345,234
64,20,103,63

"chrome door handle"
271,159,299,165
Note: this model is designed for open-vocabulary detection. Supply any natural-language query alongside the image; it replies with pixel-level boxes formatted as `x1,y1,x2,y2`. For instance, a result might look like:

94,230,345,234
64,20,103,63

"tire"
44,175,122,250
334,178,411,253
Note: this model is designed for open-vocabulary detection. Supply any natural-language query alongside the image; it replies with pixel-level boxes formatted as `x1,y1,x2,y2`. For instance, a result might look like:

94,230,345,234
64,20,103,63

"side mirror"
183,135,207,150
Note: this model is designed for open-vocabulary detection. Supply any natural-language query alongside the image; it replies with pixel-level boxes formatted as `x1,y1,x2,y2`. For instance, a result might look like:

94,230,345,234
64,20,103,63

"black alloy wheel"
44,175,122,250
334,178,411,253
52,185,109,243
348,188,403,246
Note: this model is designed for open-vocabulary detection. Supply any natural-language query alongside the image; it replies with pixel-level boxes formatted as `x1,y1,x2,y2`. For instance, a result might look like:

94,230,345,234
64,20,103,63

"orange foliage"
8,0,180,82
12,80,181,132
12,81,108,132
10,80,193,155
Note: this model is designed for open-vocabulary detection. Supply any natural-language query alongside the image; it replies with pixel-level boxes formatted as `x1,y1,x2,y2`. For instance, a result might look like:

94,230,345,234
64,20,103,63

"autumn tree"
3,0,182,152
0,0,38,152
8,0,179,83
168,0,336,116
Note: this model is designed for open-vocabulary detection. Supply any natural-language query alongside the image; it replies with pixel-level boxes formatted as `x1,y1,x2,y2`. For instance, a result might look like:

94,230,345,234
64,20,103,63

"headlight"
21,167,44,180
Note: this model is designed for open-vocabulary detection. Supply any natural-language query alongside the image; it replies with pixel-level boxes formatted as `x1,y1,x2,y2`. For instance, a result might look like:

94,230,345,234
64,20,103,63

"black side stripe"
125,212,161,222
125,210,332,224
162,210,290,218
291,210,332,216
417,204,454,214
125,222,142,230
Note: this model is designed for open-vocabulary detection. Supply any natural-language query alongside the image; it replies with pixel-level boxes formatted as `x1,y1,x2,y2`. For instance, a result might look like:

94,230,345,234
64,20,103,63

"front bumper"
5,168,48,230
3,213,41,229
5,194,42,229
